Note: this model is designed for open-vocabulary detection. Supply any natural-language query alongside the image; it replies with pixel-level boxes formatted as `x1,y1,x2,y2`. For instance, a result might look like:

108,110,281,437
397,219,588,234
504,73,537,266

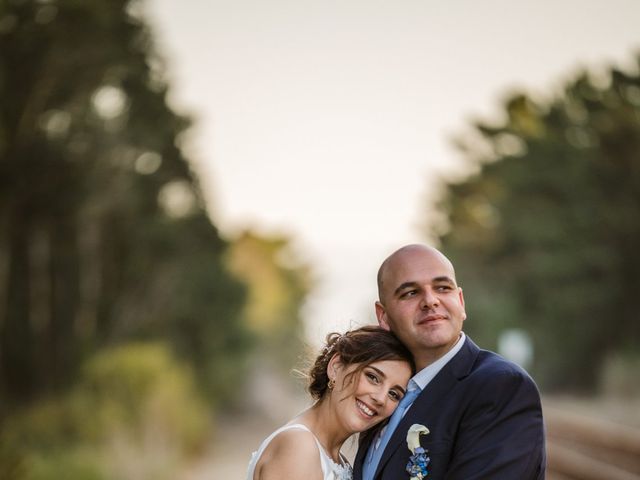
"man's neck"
415,333,464,371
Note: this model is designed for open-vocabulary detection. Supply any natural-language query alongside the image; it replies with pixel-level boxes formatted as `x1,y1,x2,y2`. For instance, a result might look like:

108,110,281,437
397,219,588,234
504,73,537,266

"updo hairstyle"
307,325,415,400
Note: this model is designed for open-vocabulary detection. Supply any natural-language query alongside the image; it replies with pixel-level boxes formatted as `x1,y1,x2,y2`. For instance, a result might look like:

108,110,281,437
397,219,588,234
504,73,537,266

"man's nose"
420,288,439,309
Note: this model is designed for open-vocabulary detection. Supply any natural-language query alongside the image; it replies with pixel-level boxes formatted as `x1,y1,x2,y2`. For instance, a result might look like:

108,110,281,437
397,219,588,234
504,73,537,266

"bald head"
375,244,466,367
377,244,457,303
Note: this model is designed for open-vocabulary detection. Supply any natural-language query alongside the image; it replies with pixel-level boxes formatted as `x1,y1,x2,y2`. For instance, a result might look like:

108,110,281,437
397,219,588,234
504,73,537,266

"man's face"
375,246,466,368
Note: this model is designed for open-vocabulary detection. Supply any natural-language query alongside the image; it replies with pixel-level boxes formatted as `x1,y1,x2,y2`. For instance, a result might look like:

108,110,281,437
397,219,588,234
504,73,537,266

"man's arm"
445,368,545,480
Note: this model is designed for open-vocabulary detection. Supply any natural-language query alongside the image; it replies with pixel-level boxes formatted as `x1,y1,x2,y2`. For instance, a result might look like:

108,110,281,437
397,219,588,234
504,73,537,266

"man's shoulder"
452,343,543,411
463,339,537,385
476,348,526,372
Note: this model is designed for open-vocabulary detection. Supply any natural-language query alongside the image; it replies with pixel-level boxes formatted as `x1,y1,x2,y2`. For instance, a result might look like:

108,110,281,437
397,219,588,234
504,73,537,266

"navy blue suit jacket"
353,336,546,480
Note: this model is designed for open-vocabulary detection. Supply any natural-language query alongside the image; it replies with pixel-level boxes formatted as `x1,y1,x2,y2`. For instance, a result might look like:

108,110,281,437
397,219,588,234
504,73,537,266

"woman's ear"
326,353,342,380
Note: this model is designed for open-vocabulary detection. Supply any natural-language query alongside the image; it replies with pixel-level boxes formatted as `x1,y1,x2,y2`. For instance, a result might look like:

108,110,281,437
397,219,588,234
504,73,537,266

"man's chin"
419,333,457,350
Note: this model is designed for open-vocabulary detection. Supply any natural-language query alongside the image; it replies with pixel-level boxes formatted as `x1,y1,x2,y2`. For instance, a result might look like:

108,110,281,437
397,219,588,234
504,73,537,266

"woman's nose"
370,388,385,406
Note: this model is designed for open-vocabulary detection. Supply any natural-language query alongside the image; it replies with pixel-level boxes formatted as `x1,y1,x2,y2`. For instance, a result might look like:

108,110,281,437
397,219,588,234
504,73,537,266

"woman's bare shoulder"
254,427,323,480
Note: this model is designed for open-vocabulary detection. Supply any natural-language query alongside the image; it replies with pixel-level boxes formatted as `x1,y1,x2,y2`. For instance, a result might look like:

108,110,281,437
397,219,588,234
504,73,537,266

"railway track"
545,403,640,480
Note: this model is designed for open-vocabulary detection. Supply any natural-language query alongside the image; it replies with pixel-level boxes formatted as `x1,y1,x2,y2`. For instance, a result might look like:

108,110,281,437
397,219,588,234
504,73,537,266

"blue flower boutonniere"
405,424,430,479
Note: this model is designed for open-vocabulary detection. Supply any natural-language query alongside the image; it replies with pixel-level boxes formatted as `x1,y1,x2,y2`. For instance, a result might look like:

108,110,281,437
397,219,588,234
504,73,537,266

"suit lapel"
373,337,480,479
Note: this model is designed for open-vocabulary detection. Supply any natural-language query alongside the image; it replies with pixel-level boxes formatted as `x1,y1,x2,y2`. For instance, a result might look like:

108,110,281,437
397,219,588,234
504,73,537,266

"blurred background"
1,0,639,479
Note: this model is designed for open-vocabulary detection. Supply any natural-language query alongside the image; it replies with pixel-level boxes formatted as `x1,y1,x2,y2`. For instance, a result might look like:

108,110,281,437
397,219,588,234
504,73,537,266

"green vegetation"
0,0,309,478
2,343,208,480
431,56,640,392
0,0,248,409
226,231,313,371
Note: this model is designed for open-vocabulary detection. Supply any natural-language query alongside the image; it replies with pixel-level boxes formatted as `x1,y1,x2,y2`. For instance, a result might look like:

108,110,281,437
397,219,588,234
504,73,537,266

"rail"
545,403,640,480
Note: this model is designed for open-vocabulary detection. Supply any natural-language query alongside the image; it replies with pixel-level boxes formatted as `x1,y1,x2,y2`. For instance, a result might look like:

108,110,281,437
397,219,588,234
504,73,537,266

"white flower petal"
406,424,430,453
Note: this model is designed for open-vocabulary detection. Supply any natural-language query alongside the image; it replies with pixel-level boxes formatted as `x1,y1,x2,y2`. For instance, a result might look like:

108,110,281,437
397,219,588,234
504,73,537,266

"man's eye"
400,290,417,298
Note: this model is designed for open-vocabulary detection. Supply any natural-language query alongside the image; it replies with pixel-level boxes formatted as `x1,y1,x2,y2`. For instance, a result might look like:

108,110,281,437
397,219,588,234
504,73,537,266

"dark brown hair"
307,325,415,400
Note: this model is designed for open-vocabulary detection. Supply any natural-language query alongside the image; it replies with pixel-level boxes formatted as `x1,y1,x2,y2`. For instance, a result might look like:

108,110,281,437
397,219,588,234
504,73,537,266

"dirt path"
181,360,310,479
180,413,282,480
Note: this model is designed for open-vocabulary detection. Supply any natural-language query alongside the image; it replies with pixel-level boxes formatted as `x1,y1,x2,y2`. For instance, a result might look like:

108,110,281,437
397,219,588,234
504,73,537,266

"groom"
354,244,546,480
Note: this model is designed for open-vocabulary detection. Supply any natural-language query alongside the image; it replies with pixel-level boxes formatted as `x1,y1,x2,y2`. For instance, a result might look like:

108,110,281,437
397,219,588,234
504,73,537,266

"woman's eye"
388,390,402,401
366,372,379,383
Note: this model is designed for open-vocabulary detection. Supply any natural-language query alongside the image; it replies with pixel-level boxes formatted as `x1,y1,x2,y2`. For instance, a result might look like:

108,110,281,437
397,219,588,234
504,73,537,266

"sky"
144,0,640,344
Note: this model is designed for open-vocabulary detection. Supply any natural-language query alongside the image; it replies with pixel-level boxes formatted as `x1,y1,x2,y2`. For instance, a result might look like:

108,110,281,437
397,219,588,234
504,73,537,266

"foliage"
1,342,208,480
0,0,249,410
21,450,105,480
226,231,313,369
431,56,640,391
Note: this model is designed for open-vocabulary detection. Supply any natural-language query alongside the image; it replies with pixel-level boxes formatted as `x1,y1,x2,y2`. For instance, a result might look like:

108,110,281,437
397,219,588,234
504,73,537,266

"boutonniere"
405,424,430,479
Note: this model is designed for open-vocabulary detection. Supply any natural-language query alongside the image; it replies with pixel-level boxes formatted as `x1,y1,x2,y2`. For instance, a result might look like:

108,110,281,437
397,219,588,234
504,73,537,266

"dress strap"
274,423,313,435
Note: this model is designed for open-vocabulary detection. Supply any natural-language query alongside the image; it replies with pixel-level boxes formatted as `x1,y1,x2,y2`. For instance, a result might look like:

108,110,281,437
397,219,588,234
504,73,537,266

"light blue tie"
362,380,421,480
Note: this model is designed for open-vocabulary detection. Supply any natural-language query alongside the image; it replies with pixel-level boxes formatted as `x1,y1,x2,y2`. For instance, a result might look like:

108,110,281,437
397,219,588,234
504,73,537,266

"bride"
246,325,414,480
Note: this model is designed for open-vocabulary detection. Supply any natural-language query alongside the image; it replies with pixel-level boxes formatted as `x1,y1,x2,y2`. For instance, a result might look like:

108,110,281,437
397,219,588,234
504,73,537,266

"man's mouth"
418,314,447,325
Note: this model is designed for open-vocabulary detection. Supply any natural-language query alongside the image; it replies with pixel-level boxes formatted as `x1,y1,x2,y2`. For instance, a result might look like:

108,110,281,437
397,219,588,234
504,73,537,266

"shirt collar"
412,332,466,390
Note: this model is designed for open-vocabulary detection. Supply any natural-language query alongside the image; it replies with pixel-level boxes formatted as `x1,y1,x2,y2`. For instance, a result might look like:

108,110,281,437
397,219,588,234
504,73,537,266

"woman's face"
330,358,412,434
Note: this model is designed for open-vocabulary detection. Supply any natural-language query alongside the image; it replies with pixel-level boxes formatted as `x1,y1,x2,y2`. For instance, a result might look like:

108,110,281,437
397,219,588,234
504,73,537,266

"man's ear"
375,301,391,331
459,288,467,321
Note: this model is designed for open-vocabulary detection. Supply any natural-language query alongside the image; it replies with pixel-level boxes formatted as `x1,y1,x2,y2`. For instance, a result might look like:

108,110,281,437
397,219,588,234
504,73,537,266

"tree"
431,56,640,391
0,0,248,410
226,230,313,370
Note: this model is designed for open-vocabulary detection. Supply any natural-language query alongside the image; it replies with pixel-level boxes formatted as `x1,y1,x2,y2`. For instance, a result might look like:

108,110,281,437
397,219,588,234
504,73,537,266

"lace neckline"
328,459,353,478
319,445,351,474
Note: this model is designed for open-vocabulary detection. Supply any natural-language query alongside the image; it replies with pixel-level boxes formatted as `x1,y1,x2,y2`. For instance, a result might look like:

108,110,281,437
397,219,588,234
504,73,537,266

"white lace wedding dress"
246,423,353,480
